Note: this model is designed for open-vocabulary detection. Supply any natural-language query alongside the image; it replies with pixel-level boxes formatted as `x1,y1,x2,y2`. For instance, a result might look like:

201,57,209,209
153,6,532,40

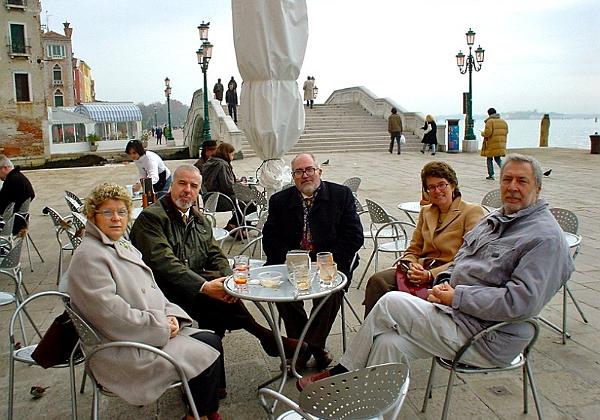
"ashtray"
258,271,283,288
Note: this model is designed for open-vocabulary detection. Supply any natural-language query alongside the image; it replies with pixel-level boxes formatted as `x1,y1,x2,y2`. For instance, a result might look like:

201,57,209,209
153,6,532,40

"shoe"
432,152,436,156
312,348,333,370
486,176,495,180
208,413,223,420
217,387,227,400
260,336,307,359
397,153,401,155
389,149,393,154
296,370,332,392
420,150,425,154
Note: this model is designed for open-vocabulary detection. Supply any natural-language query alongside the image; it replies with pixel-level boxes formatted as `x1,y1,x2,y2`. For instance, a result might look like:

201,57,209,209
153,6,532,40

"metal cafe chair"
342,176,362,194
537,207,588,344
0,236,29,341
65,195,84,213
64,304,202,420
42,206,76,284
7,291,82,420
65,190,84,207
14,198,44,271
259,361,410,420
481,188,502,213
422,319,544,420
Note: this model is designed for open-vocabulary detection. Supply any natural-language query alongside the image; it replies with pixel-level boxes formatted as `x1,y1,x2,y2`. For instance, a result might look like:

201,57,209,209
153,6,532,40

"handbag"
400,134,406,144
31,310,80,368
395,263,431,300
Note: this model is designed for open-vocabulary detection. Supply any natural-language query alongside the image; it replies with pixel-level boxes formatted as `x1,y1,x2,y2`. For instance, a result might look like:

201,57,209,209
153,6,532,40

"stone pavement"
0,147,599,419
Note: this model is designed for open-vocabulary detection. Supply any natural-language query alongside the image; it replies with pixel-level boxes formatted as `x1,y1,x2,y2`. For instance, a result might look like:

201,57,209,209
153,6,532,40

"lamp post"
456,28,485,152
164,77,174,141
153,105,158,128
196,21,213,142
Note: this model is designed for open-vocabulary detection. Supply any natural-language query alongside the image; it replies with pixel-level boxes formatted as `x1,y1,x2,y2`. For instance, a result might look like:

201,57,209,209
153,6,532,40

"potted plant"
87,133,99,152
141,132,149,149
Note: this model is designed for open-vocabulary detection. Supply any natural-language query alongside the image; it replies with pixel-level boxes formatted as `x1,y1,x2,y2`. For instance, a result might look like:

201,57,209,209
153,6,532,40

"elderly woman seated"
364,161,485,316
61,183,224,420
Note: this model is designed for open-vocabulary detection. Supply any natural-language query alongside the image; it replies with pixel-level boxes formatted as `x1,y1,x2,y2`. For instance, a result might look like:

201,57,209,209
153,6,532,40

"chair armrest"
258,388,315,420
373,220,415,246
452,318,540,367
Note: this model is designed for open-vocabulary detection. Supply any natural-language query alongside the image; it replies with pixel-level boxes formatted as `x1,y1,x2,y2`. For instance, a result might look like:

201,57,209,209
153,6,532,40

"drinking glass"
316,252,333,269
292,265,311,295
233,255,249,292
319,262,337,289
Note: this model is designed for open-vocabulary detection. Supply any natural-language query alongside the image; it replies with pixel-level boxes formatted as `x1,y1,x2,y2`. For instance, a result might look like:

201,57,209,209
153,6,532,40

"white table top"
397,201,422,213
224,264,347,303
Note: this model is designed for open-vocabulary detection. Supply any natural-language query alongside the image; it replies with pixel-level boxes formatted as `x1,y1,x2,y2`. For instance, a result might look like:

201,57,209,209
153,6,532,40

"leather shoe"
312,348,333,370
296,370,331,392
260,336,306,359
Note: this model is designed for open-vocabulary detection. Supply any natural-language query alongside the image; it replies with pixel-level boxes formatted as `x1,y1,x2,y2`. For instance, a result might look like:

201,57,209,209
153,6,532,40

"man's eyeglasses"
95,209,128,219
426,182,450,193
291,167,318,178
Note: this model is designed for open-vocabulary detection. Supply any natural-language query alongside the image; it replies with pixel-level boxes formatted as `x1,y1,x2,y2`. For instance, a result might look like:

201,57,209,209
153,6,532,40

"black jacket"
262,181,364,279
0,166,35,214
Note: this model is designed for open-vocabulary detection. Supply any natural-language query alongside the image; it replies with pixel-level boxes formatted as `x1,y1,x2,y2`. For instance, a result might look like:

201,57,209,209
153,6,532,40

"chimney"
63,21,73,39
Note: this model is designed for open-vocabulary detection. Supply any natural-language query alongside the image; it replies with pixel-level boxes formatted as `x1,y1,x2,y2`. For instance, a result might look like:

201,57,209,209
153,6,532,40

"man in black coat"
0,155,35,233
263,153,364,369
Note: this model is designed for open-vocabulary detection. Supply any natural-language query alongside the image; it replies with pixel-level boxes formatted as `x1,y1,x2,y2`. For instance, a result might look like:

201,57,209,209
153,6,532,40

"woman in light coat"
61,183,223,420
303,76,315,108
363,161,485,315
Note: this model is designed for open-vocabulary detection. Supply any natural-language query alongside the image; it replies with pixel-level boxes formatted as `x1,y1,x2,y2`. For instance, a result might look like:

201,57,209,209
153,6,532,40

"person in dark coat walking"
225,84,238,123
213,79,224,103
0,155,35,233
155,126,163,145
387,107,403,154
420,114,438,155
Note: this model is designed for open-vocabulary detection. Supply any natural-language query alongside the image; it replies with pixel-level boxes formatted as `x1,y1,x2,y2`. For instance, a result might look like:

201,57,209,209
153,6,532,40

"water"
455,118,600,150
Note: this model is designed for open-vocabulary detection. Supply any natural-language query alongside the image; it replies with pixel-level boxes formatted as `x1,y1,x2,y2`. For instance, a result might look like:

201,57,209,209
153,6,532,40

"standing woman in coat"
303,76,315,109
61,183,224,420
420,114,438,155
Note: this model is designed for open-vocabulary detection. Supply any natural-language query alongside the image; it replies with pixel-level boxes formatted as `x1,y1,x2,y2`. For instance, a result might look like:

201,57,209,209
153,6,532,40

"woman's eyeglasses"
426,182,450,193
95,209,128,219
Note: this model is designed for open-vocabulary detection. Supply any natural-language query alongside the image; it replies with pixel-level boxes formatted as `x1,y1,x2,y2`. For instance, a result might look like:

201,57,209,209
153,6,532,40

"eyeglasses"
291,167,318,178
95,209,128,219
426,182,450,193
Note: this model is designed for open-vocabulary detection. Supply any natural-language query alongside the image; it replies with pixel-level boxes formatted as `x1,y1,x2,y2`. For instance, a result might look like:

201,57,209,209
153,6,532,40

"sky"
43,0,600,116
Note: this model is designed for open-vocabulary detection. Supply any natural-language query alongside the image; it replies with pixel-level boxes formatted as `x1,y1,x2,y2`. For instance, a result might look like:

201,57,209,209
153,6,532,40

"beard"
175,196,194,211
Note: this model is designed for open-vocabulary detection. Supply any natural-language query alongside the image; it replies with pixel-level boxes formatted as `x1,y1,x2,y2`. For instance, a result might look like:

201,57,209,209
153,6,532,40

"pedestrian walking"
226,84,238,123
388,107,403,155
420,115,437,155
213,79,224,103
156,126,163,145
481,107,508,180
303,76,315,109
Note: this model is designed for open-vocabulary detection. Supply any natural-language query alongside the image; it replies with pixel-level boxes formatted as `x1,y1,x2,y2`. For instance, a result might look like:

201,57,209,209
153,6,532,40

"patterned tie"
301,196,314,251
182,214,188,225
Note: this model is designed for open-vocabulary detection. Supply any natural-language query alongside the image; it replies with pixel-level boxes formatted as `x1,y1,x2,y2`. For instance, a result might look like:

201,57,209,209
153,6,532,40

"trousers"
486,156,503,177
187,331,224,416
340,292,495,370
389,132,402,154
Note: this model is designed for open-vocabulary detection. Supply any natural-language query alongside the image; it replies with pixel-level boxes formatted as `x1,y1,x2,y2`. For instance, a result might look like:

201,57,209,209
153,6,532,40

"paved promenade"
1,147,599,419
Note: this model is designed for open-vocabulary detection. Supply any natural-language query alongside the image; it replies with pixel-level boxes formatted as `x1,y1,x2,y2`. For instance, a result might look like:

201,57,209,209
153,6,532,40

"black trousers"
389,131,402,154
187,331,225,416
228,104,238,122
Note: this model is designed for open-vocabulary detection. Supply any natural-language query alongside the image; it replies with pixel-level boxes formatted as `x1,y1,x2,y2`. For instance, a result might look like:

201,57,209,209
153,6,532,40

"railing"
52,79,63,86
6,37,31,56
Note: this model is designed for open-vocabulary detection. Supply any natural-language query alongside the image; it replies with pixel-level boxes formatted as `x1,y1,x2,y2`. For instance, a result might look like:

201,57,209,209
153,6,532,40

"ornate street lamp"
197,21,212,142
153,105,158,128
164,77,174,141
456,28,485,150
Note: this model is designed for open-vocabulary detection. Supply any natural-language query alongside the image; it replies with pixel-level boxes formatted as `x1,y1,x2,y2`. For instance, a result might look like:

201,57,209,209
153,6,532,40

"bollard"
539,114,550,147
591,132,600,154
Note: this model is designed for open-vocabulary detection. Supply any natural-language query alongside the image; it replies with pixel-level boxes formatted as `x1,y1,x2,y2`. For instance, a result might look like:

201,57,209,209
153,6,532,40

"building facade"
73,58,95,103
0,0,48,163
41,22,75,107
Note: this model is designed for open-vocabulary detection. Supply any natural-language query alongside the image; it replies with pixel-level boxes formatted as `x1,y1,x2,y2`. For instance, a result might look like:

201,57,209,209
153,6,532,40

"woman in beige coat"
363,162,485,316
62,183,223,420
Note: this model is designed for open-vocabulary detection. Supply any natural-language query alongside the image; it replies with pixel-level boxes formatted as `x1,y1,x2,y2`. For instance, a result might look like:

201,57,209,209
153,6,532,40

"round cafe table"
224,264,347,414
397,201,421,224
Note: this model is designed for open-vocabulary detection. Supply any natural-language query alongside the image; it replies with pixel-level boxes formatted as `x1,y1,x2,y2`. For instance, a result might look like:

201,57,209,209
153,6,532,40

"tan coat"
388,113,403,133
401,197,485,277
62,222,219,406
480,114,508,157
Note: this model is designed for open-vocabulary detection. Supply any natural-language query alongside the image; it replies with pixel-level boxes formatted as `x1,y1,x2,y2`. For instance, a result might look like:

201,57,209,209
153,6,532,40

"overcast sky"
43,0,599,116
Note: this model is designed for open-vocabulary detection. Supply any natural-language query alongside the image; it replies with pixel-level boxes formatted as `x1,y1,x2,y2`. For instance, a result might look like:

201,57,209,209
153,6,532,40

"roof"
42,31,69,40
74,103,142,122
49,108,95,124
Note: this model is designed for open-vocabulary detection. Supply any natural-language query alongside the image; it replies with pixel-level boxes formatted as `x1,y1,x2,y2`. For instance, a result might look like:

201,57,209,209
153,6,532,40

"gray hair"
173,164,201,179
290,153,319,169
501,154,543,187
0,155,14,169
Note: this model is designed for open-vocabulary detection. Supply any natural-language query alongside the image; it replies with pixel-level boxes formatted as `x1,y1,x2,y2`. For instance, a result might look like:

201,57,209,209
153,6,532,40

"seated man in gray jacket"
299,153,574,388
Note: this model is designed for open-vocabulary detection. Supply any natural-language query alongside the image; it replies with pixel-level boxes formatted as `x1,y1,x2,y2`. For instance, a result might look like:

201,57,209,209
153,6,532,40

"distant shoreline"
438,113,599,121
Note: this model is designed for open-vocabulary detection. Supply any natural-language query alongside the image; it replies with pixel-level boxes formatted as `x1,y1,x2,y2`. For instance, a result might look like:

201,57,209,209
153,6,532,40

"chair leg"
25,235,34,272
92,382,100,420
80,371,87,394
562,285,568,344
525,360,544,419
356,249,376,289
341,295,347,352
8,354,15,420
57,248,64,285
421,358,437,413
440,369,457,420
27,233,44,263
69,359,78,420
565,284,588,323
344,293,363,325
522,364,529,414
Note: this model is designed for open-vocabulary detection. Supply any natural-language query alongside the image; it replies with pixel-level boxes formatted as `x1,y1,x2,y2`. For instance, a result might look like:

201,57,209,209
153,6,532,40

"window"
51,123,86,143
7,0,26,7
47,44,65,59
54,89,64,107
14,73,30,102
9,23,27,54
52,64,62,84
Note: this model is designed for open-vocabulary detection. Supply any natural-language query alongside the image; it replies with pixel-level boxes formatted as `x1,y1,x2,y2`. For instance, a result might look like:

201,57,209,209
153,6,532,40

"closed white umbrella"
232,0,308,196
